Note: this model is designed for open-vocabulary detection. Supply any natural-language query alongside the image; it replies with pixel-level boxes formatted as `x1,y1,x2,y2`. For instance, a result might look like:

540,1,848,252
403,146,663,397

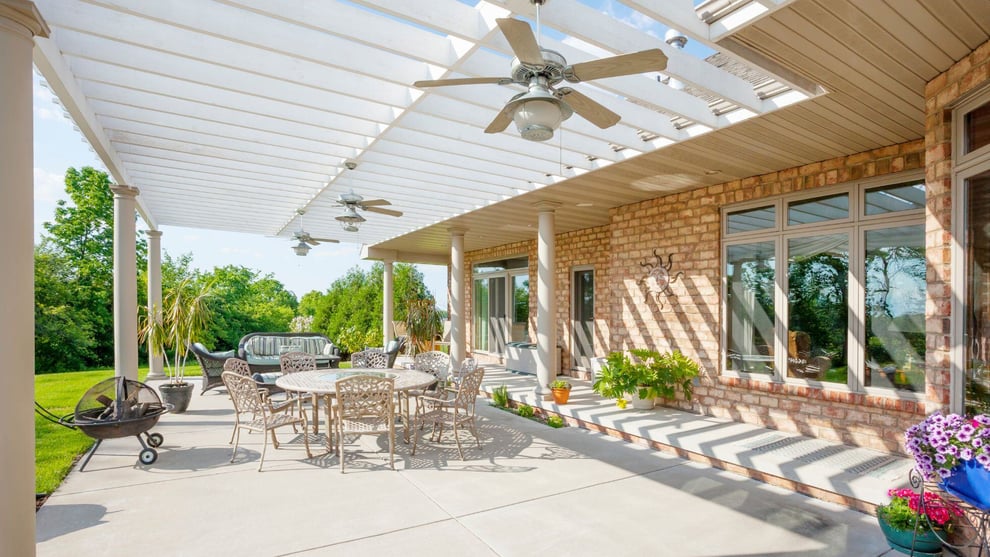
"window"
722,173,925,394
953,90,990,414
473,257,529,353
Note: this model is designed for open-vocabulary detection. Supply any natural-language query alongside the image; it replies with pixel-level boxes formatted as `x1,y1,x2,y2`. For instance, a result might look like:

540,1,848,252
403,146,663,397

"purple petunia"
906,412,990,481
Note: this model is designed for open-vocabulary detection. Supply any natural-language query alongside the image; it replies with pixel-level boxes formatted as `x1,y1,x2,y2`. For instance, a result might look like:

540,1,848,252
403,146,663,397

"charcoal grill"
35,376,168,470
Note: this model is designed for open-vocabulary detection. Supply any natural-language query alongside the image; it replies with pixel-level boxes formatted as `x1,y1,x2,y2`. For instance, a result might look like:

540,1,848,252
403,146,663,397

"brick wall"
460,40,990,454
555,226,610,373
606,142,925,452
924,39,990,410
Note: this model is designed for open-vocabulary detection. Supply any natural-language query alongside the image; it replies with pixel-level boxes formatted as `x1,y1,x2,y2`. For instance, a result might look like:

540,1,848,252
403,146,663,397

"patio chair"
398,351,450,430
334,375,395,473
226,357,284,398
189,342,236,395
279,351,317,373
221,371,312,472
365,350,389,369
350,350,371,368
411,367,484,460
279,351,322,432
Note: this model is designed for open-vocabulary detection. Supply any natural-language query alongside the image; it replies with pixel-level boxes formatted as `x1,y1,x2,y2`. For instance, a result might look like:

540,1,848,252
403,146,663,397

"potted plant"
140,278,214,413
905,412,990,509
592,349,700,410
876,487,960,555
405,298,443,355
550,379,571,404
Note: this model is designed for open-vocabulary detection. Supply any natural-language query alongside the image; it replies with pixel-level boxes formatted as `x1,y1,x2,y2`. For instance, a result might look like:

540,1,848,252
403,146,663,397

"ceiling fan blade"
360,199,391,207
567,49,668,82
414,77,512,88
365,206,403,217
497,18,544,67
310,237,339,244
484,103,515,134
557,88,621,129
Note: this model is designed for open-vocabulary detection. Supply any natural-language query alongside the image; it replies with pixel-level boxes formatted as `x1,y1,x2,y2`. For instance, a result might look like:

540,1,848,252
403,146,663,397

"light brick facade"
461,39,990,456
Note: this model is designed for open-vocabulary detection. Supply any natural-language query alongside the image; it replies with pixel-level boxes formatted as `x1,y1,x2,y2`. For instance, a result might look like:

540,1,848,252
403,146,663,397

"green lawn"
35,366,159,495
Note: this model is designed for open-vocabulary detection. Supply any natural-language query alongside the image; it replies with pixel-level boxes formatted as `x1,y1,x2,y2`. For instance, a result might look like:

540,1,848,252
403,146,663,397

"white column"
112,185,140,380
535,202,560,400
145,229,165,379
449,228,466,369
0,3,49,554
382,259,394,343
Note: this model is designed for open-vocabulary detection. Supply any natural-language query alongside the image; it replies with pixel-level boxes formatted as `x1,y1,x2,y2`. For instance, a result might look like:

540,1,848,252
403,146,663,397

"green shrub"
517,404,535,418
546,415,565,428
491,385,509,408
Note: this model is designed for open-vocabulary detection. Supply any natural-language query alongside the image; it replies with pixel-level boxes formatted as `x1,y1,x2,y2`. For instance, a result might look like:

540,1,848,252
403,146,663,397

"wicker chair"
223,357,252,376
411,367,484,460
189,342,236,395
221,371,311,471
334,375,395,473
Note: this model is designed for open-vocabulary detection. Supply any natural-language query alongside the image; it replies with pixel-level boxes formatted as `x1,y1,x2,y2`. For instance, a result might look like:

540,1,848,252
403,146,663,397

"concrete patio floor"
37,370,905,556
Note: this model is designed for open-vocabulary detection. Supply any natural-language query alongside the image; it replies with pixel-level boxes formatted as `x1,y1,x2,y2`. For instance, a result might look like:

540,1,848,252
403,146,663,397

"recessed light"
576,202,593,207
704,169,721,175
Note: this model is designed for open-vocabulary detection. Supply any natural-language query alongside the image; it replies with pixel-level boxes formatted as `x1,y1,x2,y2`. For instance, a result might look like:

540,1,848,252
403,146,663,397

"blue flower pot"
941,459,990,511
877,515,943,556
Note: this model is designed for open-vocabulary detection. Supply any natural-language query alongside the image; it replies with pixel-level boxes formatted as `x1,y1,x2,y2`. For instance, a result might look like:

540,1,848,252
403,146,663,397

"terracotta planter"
551,387,570,404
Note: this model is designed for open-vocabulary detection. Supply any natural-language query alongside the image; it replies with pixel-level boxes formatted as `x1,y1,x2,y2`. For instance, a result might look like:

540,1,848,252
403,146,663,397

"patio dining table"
275,368,436,452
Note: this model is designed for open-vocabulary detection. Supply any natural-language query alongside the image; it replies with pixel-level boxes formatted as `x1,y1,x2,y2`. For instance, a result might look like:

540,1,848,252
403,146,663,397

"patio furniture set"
217,345,484,471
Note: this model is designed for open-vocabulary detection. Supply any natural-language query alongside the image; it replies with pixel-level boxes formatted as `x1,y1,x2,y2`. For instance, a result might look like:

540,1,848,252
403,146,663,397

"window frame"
952,84,990,412
721,170,925,399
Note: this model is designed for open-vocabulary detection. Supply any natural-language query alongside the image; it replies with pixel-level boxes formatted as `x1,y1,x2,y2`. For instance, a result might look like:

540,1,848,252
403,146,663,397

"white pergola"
3,1,989,554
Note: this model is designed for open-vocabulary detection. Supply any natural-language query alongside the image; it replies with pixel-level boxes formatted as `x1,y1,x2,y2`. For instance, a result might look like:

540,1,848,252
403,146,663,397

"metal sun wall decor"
639,249,684,309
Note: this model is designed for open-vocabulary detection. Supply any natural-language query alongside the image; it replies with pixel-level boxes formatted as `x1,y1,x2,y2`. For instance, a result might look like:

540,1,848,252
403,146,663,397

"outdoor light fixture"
335,206,365,232
291,241,311,256
506,81,572,141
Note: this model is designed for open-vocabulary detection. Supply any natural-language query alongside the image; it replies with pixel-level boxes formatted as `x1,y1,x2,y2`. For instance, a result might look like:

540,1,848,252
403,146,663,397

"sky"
32,74,450,306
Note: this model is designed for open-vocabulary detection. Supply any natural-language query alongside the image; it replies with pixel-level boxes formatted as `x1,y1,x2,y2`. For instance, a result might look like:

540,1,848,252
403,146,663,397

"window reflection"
726,242,775,375
864,225,926,391
787,234,848,382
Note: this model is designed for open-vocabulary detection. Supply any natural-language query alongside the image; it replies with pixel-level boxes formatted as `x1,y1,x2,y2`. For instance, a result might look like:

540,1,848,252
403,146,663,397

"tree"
302,262,437,354
34,167,147,371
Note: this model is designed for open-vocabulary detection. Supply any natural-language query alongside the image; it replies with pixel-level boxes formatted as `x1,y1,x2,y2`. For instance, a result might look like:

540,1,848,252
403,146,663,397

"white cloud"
34,167,64,203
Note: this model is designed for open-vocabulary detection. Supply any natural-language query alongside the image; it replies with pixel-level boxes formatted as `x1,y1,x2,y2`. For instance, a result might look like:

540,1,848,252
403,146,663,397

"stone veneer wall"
924,39,990,411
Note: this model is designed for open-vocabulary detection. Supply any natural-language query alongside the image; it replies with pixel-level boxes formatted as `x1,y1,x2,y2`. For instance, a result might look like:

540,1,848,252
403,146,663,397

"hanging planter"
942,459,990,511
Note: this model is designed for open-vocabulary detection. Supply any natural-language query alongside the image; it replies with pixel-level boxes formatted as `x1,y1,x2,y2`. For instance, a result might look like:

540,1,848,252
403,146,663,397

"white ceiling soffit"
31,0,818,252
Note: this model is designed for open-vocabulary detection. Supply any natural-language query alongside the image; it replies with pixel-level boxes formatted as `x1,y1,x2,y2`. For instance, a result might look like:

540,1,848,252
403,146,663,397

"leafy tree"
34,247,96,372
34,167,147,371
303,262,437,354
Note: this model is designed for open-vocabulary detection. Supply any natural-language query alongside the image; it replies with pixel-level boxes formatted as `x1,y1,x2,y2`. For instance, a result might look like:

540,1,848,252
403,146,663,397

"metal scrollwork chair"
221,371,311,471
334,375,396,473
365,350,389,369
411,367,484,460
280,351,321,431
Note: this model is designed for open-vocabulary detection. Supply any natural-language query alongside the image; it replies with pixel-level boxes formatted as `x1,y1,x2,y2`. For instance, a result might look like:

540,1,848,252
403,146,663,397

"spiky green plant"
140,278,215,385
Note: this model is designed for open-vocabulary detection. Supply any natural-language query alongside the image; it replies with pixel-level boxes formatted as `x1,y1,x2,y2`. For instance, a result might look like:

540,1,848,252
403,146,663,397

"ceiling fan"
334,190,402,232
413,0,668,141
290,209,338,256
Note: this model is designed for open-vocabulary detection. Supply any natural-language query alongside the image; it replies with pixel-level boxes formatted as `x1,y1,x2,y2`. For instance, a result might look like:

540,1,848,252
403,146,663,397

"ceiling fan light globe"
340,222,360,233
513,98,563,141
292,241,311,256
